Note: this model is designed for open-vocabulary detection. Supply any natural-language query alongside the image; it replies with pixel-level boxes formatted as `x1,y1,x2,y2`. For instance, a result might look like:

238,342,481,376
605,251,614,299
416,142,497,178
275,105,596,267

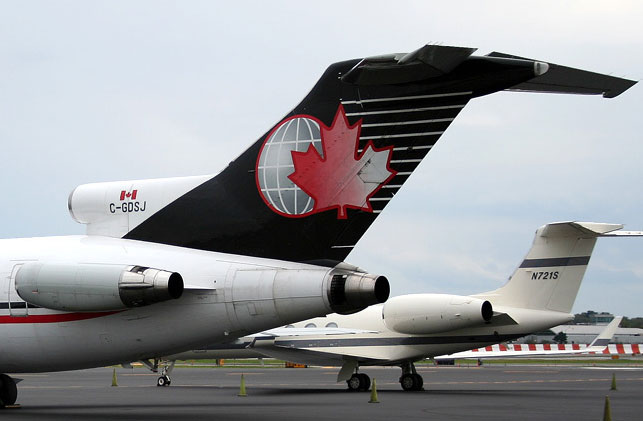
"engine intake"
15,263,184,312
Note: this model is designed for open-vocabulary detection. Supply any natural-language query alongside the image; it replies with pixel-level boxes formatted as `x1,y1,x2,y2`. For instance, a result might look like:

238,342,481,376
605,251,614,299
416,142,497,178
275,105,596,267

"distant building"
514,324,643,345
515,331,555,344
588,312,615,325
573,310,615,325
550,325,643,344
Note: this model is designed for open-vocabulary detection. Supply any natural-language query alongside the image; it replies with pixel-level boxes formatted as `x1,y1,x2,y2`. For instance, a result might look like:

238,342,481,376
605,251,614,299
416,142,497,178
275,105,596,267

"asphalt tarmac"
3,364,643,420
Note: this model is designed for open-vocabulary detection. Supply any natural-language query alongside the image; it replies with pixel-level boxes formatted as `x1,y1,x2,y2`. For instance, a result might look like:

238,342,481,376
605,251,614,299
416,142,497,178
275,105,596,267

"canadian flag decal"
256,105,396,219
120,190,137,201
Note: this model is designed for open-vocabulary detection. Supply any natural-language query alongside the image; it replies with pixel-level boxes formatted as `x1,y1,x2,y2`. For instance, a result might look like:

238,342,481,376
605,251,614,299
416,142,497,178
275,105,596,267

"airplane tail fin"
587,316,623,351
476,223,643,313
68,45,635,263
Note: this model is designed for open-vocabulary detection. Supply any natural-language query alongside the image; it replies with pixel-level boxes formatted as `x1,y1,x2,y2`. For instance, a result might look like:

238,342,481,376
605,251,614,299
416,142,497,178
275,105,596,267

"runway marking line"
121,374,158,376
426,377,643,386
224,373,266,376
583,367,643,371
11,374,49,377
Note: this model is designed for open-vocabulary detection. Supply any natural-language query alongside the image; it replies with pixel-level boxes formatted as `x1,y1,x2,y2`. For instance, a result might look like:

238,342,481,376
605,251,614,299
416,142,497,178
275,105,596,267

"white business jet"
166,223,642,391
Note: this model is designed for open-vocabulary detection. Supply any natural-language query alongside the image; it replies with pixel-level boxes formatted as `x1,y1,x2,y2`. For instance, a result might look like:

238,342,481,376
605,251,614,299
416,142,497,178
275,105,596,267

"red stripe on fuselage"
0,311,121,324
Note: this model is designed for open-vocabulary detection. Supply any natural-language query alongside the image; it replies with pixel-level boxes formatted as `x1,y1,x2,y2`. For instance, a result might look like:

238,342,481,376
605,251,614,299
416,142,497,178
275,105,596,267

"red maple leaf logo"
288,105,397,219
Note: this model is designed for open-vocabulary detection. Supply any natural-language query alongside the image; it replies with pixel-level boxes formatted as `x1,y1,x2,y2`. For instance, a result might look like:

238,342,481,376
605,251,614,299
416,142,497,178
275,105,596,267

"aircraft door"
7,264,28,316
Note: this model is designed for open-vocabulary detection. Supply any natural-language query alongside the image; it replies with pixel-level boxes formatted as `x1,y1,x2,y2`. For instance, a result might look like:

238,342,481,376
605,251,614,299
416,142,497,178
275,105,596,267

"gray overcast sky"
1,1,642,315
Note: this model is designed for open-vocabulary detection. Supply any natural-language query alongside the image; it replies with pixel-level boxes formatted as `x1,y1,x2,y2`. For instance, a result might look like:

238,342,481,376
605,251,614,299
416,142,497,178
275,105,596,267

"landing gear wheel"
347,374,362,391
400,373,423,391
400,373,415,391
0,374,17,406
157,375,171,387
412,373,423,391
358,373,371,391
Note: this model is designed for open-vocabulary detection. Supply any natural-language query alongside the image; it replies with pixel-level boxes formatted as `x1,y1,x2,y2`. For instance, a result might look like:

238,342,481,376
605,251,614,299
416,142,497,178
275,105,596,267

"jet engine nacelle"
328,271,390,315
15,263,184,311
382,294,493,335
226,263,390,334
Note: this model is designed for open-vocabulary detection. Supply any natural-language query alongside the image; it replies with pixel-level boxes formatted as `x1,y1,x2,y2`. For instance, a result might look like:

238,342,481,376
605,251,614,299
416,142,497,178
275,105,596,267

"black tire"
412,374,423,391
400,373,416,391
157,376,167,387
358,373,371,391
346,374,361,391
0,374,17,406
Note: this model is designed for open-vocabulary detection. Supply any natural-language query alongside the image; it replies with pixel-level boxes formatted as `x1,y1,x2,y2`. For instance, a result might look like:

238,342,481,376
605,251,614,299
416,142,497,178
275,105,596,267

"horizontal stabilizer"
540,221,623,238
487,52,636,98
342,45,477,85
540,222,643,238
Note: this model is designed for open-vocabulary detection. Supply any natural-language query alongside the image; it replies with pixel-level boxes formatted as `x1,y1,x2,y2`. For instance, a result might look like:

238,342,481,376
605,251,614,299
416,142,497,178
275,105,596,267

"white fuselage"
172,300,573,366
0,235,343,373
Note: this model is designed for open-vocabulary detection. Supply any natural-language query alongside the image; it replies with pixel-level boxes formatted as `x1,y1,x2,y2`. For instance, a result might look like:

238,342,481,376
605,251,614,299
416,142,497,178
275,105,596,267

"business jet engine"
382,294,493,334
15,263,183,311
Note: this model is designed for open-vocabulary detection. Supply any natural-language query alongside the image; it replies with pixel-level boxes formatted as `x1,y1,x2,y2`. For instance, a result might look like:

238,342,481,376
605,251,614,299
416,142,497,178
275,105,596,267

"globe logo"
256,116,322,216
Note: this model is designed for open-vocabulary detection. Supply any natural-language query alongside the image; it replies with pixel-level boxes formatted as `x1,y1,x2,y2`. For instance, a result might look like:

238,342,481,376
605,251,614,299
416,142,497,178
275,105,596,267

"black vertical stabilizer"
123,45,635,264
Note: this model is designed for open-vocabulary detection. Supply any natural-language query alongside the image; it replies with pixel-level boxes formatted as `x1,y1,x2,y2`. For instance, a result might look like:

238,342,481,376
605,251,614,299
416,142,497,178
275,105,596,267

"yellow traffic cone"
238,374,247,397
610,373,617,391
368,378,379,403
111,368,118,387
603,395,612,421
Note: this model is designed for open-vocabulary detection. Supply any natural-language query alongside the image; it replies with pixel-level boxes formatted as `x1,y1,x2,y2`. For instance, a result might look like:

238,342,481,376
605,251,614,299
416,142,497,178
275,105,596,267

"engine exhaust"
328,273,390,314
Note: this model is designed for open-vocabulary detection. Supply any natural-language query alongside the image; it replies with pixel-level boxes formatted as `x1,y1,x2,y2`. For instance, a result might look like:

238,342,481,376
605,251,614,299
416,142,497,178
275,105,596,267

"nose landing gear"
156,360,176,387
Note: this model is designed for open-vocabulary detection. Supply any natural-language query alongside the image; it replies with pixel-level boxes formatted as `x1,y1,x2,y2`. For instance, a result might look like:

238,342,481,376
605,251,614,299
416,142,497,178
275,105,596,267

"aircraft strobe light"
534,61,549,76
382,294,493,335
15,263,184,312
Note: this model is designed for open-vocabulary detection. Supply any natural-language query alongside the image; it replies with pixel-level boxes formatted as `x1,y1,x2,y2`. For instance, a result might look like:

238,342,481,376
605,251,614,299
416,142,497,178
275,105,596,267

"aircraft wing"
584,316,623,352
435,316,623,360
251,327,379,338
248,342,379,366
248,334,390,365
